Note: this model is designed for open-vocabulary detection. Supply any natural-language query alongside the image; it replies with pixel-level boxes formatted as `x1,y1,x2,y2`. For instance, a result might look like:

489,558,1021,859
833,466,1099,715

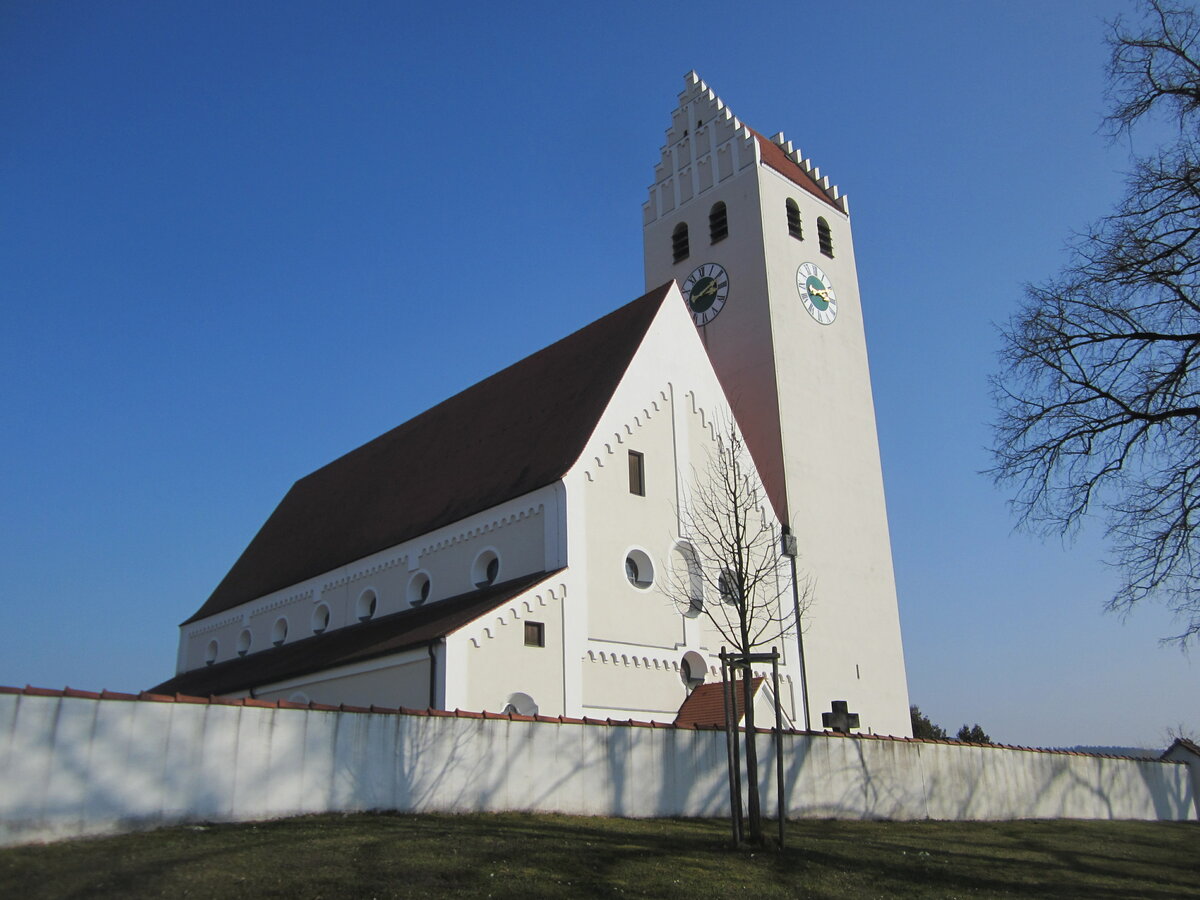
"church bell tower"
643,72,911,737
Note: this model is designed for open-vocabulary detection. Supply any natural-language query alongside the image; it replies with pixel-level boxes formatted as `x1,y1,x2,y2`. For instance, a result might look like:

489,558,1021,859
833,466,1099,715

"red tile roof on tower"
674,677,764,728
750,129,839,210
185,283,675,624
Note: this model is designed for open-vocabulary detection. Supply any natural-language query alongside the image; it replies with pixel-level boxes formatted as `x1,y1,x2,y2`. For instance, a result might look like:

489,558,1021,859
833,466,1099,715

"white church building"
154,73,913,739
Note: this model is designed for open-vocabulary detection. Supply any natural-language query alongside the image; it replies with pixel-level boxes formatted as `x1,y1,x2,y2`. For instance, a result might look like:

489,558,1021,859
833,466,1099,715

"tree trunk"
740,663,763,844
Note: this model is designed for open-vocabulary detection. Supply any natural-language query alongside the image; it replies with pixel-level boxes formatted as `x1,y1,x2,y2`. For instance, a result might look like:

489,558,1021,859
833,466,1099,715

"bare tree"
664,422,806,845
1163,721,1199,745
991,0,1200,644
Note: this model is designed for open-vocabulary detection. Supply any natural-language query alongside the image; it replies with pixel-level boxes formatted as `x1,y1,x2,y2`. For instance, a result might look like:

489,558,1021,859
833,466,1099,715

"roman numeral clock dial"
683,263,729,326
796,262,837,325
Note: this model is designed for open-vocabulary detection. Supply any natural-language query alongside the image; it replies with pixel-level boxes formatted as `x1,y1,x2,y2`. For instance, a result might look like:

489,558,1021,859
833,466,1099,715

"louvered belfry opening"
709,201,728,243
786,199,803,239
817,217,834,257
672,222,689,263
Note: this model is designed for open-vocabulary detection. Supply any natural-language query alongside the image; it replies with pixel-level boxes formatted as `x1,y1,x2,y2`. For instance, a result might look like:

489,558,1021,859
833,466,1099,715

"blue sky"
2,0,1193,749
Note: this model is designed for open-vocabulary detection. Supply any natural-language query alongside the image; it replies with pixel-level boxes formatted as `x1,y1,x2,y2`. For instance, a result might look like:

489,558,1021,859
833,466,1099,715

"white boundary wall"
1,691,1193,846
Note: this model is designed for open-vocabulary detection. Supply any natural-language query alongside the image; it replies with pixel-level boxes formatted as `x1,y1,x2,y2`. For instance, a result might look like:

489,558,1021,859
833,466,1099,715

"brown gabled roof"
186,283,674,624
157,570,561,697
673,676,764,728
750,128,840,210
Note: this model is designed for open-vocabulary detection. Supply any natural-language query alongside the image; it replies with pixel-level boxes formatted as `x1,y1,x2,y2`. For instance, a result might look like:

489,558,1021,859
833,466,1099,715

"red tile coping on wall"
0,684,1180,763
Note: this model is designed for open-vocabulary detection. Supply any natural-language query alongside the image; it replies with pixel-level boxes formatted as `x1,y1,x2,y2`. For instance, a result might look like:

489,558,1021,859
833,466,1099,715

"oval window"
356,589,377,622
408,572,432,606
473,550,500,588
625,549,654,589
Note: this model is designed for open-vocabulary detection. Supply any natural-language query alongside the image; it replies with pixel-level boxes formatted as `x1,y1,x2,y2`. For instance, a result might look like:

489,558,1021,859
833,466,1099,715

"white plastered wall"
562,285,802,724
1,693,1192,847
754,162,910,738
176,484,565,696
642,74,910,737
446,576,568,716
251,652,433,709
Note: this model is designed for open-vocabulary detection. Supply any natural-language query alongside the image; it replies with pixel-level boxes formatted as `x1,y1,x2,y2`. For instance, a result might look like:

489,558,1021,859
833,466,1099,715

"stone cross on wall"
822,700,860,734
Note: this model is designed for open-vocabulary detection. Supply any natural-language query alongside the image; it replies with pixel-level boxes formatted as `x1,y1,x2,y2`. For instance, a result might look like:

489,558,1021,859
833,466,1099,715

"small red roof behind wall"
674,676,764,728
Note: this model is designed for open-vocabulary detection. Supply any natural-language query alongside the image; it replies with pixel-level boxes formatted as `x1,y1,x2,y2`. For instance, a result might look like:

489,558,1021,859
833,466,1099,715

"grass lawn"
0,812,1196,899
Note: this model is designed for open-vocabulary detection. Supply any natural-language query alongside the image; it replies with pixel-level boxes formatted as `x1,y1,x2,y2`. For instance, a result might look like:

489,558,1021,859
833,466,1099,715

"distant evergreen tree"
956,724,991,744
910,705,948,740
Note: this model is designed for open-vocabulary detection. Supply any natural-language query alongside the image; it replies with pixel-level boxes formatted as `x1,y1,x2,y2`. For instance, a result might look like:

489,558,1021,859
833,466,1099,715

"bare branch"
662,420,808,654
992,0,1200,644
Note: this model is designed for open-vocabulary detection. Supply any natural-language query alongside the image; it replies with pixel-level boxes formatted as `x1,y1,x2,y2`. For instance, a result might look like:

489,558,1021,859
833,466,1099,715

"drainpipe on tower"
781,525,811,732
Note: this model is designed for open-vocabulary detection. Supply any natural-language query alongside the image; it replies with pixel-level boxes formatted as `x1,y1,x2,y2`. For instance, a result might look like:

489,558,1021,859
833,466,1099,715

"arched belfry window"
672,222,690,263
709,201,728,243
817,217,834,257
786,199,803,240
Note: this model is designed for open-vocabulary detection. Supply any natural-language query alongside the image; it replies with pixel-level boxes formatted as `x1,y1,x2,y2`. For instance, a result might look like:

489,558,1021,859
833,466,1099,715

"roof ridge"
299,282,677,485
187,284,675,622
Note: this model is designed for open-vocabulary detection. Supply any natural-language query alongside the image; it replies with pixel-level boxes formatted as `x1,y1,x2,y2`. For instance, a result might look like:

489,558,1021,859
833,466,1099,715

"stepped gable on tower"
185,283,675,625
643,71,847,228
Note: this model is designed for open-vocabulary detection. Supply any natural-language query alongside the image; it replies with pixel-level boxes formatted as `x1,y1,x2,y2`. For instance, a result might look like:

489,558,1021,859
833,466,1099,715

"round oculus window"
625,549,654,588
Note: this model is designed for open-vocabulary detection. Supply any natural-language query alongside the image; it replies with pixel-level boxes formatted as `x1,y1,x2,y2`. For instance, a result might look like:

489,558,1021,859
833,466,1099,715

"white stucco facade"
2,691,1192,847
173,286,805,726
561,291,802,722
179,482,565,678
166,72,906,738
643,73,911,737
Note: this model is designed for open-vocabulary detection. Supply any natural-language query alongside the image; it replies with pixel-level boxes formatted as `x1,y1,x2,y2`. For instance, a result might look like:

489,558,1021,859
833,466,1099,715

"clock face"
796,262,837,325
682,263,730,326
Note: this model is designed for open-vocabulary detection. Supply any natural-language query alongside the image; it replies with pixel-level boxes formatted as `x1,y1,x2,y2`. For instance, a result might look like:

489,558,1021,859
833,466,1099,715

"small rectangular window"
628,450,645,496
524,621,545,647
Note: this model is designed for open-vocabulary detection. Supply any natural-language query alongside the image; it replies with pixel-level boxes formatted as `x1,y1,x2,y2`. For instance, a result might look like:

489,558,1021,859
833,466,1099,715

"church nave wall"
580,649,692,721
579,386,682,651
450,583,565,717
415,502,546,603
177,488,557,677
252,654,432,710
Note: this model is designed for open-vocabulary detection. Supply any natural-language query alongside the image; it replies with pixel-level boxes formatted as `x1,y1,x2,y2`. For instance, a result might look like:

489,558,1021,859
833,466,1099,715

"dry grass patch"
0,813,1196,898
